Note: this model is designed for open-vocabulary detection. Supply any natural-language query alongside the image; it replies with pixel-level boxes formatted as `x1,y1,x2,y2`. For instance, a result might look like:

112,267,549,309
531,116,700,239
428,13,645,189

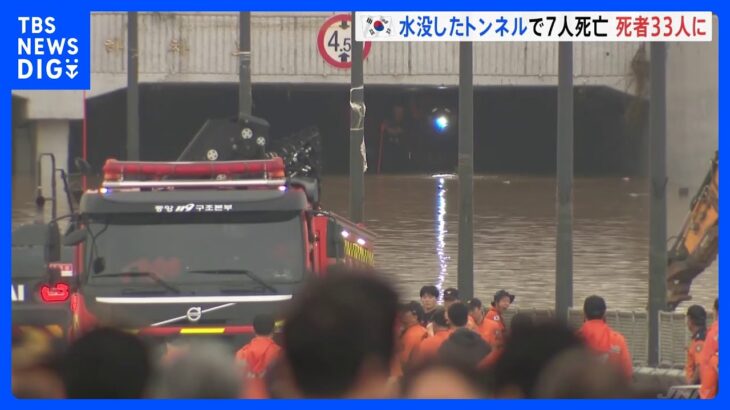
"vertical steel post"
126,12,139,160
648,42,668,366
349,13,365,223
556,42,574,321
457,41,474,300
238,12,252,119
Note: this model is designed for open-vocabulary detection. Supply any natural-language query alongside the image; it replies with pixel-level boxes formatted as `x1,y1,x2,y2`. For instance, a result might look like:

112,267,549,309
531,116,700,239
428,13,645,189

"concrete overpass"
11,13,718,195
86,12,644,95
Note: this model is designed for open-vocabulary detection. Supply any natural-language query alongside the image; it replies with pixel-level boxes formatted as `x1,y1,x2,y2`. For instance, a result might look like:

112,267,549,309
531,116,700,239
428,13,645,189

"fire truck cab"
64,157,374,344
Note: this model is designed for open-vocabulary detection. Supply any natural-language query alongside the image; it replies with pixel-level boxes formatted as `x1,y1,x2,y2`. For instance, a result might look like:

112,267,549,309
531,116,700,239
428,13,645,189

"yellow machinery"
666,152,718,310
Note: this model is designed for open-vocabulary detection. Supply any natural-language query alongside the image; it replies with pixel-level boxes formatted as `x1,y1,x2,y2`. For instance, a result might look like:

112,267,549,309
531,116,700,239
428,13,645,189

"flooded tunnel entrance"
82,84,647,176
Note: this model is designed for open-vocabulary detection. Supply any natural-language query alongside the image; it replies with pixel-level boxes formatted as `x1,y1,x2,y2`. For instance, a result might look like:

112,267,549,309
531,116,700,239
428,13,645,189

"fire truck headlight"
256,136,266,147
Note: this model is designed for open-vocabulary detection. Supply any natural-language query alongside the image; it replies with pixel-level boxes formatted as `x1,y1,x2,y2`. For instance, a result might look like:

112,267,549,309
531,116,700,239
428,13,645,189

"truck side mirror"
45,222,61,264
63,228,88,247
92,257,105,274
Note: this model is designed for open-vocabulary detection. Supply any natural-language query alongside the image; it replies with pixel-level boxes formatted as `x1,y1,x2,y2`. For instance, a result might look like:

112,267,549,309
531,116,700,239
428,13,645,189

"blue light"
433,115,449,132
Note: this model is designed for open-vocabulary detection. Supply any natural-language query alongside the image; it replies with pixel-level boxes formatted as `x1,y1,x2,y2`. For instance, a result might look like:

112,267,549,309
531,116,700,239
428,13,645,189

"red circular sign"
317,14,372,69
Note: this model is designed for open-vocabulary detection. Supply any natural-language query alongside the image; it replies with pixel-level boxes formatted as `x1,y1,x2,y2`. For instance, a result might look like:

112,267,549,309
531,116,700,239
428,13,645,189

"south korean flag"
364,16,392,38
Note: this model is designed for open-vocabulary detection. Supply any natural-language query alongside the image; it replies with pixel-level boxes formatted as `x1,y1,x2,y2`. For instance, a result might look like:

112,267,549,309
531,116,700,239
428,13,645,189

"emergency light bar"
103,158,286,181
102,179,287,190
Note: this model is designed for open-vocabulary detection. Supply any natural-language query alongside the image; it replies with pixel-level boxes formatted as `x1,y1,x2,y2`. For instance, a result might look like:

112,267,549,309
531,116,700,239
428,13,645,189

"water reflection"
434,177,449,302
318,174,718,310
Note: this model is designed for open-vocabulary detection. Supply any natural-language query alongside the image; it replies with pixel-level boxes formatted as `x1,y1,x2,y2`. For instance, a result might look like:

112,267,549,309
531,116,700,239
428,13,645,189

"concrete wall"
87,12,640,97
666,15,718,235
12,91,84,120
12,126,34,176
34,120,70,195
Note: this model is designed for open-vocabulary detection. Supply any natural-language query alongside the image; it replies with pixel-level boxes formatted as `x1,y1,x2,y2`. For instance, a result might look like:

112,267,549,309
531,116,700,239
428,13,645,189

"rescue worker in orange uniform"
235,314,282,399
684,305,707,384
699,351,718,399
578,295,633,380
392,301,428,378
699,298,718,399
484,290,514,336
467,298,503,349
414,308,451,364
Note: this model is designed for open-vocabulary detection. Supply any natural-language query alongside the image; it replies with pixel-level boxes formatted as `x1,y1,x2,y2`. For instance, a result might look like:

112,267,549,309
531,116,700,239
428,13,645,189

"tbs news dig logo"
17,17,79,81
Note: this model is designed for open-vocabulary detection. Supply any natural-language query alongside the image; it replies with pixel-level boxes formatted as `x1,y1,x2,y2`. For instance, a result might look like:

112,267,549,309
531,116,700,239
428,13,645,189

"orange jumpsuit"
684,328,706,384
484,308,506,332
699,352,718,399
478,317,504,350
392,324,427,377
699,320,719,399
414,328,451,363
235,336,281,399
700,320,718,366
578,319,633,379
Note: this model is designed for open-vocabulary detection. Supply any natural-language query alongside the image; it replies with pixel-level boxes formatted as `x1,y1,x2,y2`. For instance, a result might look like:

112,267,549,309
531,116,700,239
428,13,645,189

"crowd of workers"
11,267,719,399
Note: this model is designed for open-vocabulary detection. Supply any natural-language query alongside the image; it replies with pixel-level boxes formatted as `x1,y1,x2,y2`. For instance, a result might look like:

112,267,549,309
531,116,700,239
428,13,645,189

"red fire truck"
62,156,374,343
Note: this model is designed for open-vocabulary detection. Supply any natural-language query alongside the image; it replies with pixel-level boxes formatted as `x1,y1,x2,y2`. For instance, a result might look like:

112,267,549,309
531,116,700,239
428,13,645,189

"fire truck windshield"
83,211,305,288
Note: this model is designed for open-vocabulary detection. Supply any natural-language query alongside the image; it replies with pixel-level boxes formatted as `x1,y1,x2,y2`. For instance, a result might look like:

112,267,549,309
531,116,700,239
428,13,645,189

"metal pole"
36,154,57,222
349,13,364,223
556,42,574,321
82,91,88,191
126,12,139,160
238,12,252,119
457,42,474,300
648,42,667,367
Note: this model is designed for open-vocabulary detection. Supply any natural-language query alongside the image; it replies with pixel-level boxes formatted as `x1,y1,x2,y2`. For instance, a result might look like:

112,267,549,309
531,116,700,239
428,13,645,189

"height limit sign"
317,14,371,69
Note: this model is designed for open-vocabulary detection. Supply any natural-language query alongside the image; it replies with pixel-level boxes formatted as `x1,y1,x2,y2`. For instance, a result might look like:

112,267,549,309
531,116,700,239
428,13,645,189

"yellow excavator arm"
666,151,718,311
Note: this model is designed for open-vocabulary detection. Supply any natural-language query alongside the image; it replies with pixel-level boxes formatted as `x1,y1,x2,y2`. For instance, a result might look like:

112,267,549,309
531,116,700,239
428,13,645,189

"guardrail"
501,308,715,368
